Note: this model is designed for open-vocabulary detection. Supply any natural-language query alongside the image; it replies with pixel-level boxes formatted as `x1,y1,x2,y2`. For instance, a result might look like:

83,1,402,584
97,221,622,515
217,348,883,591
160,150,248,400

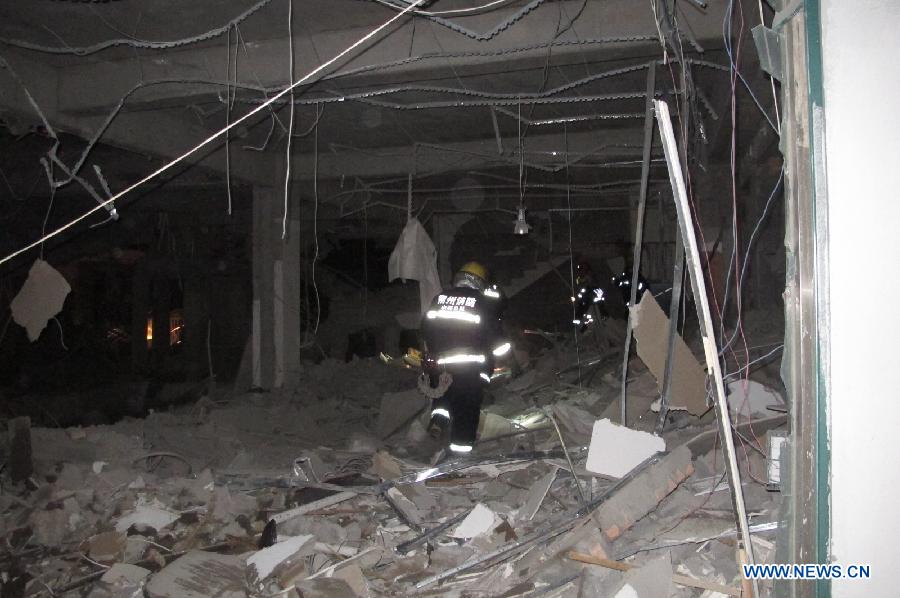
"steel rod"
655,232,686,434
620,62,657,425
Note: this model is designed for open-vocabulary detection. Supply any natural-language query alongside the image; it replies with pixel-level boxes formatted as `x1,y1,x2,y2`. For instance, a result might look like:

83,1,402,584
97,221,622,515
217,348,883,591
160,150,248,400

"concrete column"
282,217,302,388
252,184,301,390
252,186,276,389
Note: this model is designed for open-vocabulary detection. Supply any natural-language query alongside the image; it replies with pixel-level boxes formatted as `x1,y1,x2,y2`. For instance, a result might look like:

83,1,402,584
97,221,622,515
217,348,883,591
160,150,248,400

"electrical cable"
371,0,519,17
564,124,581,384
39,162,57,261
0,0,276,55
718,168,783,357
310,106,322,337
0,0,428,267
236,24,288,135
225,25,233,216
52,317,69,351
371,0,547,42
0,56,118,221
283,0,295,240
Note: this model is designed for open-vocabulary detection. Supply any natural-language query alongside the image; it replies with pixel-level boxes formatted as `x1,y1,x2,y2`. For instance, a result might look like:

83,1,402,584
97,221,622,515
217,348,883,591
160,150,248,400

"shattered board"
10,259,71,342
631,293,708,415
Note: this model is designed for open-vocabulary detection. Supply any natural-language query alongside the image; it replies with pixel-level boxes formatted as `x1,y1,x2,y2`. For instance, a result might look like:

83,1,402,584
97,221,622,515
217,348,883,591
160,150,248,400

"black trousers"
432,366,485,449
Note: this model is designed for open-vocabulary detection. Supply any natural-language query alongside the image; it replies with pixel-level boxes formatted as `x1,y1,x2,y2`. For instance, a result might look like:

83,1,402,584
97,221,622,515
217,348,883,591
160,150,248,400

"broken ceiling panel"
10,259,71,342
631,292,709,415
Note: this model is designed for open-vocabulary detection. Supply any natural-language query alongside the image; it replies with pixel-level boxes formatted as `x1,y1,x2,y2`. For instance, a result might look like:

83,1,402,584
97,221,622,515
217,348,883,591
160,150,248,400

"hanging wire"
225,24,233,215
564,124,581,384
282,0,296,239
0,0,428,267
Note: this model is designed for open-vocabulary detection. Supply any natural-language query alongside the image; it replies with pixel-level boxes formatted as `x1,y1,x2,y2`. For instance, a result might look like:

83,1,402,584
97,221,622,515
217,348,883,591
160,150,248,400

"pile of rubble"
1,344,787,597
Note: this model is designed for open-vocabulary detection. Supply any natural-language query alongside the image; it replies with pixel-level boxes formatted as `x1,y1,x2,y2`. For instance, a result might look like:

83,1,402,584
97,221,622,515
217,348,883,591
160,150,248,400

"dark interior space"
0,1,887,596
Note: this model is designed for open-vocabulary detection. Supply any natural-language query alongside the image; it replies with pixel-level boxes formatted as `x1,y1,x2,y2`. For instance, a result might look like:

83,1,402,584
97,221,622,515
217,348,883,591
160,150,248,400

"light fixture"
513,206,530,235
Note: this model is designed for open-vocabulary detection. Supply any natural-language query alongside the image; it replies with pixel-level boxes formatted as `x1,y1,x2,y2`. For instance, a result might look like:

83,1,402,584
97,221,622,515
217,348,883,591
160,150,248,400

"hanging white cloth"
388,217,442,314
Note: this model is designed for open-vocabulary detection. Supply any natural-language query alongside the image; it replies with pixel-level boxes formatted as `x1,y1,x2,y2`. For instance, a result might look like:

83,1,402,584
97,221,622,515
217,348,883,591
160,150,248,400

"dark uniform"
572,284,606,331
612,270,649,306
420,284,507,453
572,260,607,331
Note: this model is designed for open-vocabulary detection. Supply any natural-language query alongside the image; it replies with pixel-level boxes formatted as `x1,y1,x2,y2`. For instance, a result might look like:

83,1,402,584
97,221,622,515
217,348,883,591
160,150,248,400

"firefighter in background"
572,261,607,331
611,269,649,306
420,262,510,455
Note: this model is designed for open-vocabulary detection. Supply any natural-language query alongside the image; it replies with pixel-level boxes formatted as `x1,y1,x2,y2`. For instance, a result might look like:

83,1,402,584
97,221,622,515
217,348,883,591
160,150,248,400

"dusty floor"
1,321,786,597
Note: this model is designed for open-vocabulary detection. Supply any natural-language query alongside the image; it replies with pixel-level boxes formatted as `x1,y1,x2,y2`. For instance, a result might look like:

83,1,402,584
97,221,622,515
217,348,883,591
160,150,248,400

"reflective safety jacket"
420,285,508,374
572,284,606,329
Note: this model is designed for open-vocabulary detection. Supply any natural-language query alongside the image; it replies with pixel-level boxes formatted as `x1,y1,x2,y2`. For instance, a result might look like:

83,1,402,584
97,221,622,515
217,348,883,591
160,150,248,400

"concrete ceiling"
0,0,776,228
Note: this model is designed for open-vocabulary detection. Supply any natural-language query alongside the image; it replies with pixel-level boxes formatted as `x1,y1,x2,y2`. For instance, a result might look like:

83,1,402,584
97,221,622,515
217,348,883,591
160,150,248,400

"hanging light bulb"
513,100,530,236
513,206,530,235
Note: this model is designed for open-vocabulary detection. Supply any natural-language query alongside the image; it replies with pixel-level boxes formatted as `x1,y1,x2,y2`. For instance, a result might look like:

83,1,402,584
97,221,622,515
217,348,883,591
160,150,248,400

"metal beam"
655,232,685,434
619,63,656,425
655,99,759,598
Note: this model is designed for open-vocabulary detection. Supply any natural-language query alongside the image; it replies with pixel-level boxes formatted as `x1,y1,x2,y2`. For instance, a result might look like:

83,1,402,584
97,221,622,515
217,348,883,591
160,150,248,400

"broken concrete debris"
586,418,666,478
0,353,783,597
632,292,709,415
145,550,246,598
114,498,180,532
246,534,313,582
450,502,496,539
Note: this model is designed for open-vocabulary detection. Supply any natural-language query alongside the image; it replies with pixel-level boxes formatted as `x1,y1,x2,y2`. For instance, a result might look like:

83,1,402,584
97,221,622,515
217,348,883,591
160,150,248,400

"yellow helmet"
459,261,487,281
453,261,488,291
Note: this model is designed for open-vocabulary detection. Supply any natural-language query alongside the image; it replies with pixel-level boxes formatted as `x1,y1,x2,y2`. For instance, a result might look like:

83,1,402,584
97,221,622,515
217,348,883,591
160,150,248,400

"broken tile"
586,419,665,478
88,531,127,562
398,482,437,513
87,563,151,598
519,468,557,521
613,553,673,598
385,486,424,527
247,534,314,581
145,550,246,598
371,450,403,480
295,577,356,597
29,508,69,546
101,563,151,584
331,563,370,597
451,503,496,539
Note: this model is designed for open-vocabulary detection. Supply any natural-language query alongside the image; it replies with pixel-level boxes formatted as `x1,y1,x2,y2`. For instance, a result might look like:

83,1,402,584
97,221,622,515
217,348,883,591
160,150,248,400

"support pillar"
252,185,301,390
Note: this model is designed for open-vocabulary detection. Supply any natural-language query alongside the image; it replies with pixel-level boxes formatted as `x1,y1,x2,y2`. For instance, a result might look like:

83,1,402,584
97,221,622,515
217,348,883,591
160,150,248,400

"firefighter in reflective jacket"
420,262,509,454
571,261,607,331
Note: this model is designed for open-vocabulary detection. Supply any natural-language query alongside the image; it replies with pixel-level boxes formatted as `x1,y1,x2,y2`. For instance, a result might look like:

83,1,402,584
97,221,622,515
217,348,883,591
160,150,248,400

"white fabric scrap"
10,259,71,342
388,218,442,313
